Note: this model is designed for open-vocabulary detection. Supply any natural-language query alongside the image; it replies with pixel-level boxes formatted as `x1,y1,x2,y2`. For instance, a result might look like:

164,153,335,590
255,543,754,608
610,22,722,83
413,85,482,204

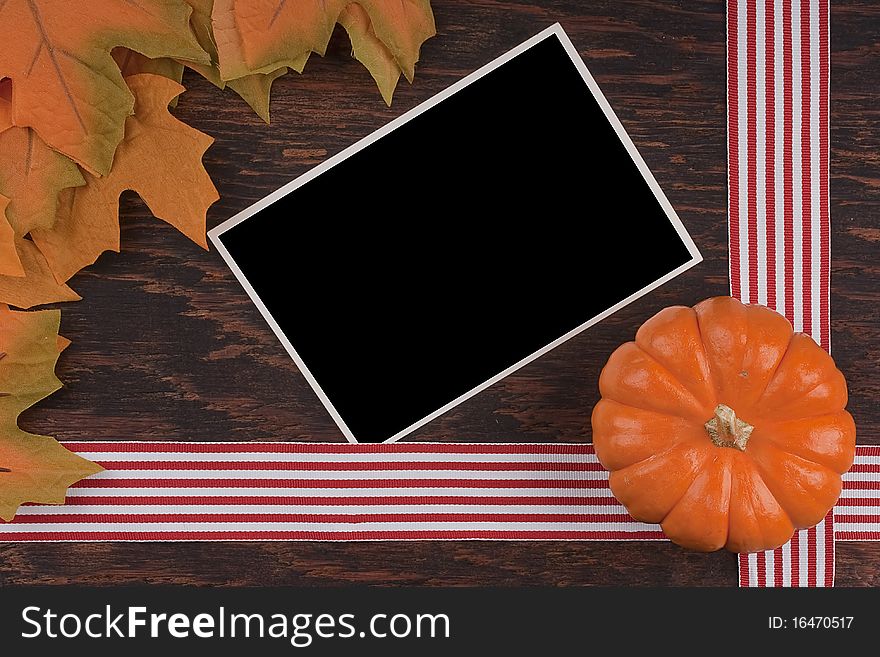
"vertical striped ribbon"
728,0,833,586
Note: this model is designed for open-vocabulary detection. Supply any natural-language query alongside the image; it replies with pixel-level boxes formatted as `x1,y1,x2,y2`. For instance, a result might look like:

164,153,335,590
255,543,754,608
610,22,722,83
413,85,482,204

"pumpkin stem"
705,404,754,451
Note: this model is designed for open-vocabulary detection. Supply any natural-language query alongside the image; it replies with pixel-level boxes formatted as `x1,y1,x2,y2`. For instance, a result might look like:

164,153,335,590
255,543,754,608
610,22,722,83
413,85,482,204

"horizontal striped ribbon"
0,443,876,549
1,443,661,541
0,442,663,541
836,446,880,541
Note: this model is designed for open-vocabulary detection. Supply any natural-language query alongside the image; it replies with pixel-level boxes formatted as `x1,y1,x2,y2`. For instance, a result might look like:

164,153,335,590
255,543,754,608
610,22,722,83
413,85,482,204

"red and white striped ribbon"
836,447,880,542
728,0,833,585
3,444,876,556
1,443,662,542
728,0,830,346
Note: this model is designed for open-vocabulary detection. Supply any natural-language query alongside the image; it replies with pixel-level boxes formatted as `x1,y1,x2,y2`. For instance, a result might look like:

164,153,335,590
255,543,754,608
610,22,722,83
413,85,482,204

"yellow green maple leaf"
0,89,85,242
339,3,403,105
113,47,186,83
0,79,11,127
0,0,209,176
112,48,188,112
0,196,21,278
31,73,219,284
0,90,84,290
113,5,287,122
212,0,310,82
225,70,288,122
0,232,81,309
212,0,435,87
0,126,86,239
0,305,101,522
1,191,79,310
185,0,290,122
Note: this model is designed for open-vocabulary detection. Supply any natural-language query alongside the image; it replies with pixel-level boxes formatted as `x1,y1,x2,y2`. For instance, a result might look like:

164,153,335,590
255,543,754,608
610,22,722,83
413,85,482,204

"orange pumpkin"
591,296,855,553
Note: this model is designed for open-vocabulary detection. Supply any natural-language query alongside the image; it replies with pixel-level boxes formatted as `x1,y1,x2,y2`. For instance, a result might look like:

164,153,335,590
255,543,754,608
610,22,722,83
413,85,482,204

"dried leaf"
212,0,309,81
225,69,288,122
184,0,290,122
0,306,101,521
0,125,86,238
0,84,83,297
57,335,71,352
185,0,230,85
0,79,11,129
113,48,185,83
0,0,209,176
339,4,401,105
0,235,81,309
183,0,229,86
0,90,84,292
212,0,434,82
0,196,21,277
32,74,219,283
112,48,187,110
0,191,80,308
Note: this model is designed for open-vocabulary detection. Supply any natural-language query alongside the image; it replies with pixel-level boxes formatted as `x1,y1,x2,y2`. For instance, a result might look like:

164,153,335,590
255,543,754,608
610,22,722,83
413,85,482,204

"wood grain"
4,0,879,586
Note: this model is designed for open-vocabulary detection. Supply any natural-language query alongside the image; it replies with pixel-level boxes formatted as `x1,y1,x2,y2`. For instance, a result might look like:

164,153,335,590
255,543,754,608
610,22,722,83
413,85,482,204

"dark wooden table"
4,0,878,586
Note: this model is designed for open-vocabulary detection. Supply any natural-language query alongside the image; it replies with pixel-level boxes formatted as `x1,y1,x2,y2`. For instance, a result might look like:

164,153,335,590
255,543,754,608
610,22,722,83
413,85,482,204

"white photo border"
208,23,703,444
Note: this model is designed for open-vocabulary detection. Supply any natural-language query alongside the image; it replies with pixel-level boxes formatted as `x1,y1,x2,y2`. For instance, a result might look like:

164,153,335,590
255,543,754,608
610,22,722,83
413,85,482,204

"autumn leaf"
0,233,81,309
111,47,190,114
0,306,101,521
0,197,21,277
352,1,436,82
1,185,80,309
0,86,84,250
113,47,287,123
0,79,11,128
339,4,402,105
0,90,85,292
31,74,219,284
185,0,292,122
0,0,209,176
0,125,86,239
212,1,435,86
212,0,309,82
113,48,185,83
226,70,288,122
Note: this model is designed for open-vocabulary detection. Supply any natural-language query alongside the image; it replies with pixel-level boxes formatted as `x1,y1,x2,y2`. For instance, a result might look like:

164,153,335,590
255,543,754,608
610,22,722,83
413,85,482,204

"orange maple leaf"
31,74,219,284
0,126,85,242
0,197,20,278
0,306,101,521
112,5,287,123
185,0,291,122
0,0,209,176
113,47,186,83
0,239,81,308
0,198,79,308
0,88,85,245
0,83,84,302
0,79,10,127
212,0,435,87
